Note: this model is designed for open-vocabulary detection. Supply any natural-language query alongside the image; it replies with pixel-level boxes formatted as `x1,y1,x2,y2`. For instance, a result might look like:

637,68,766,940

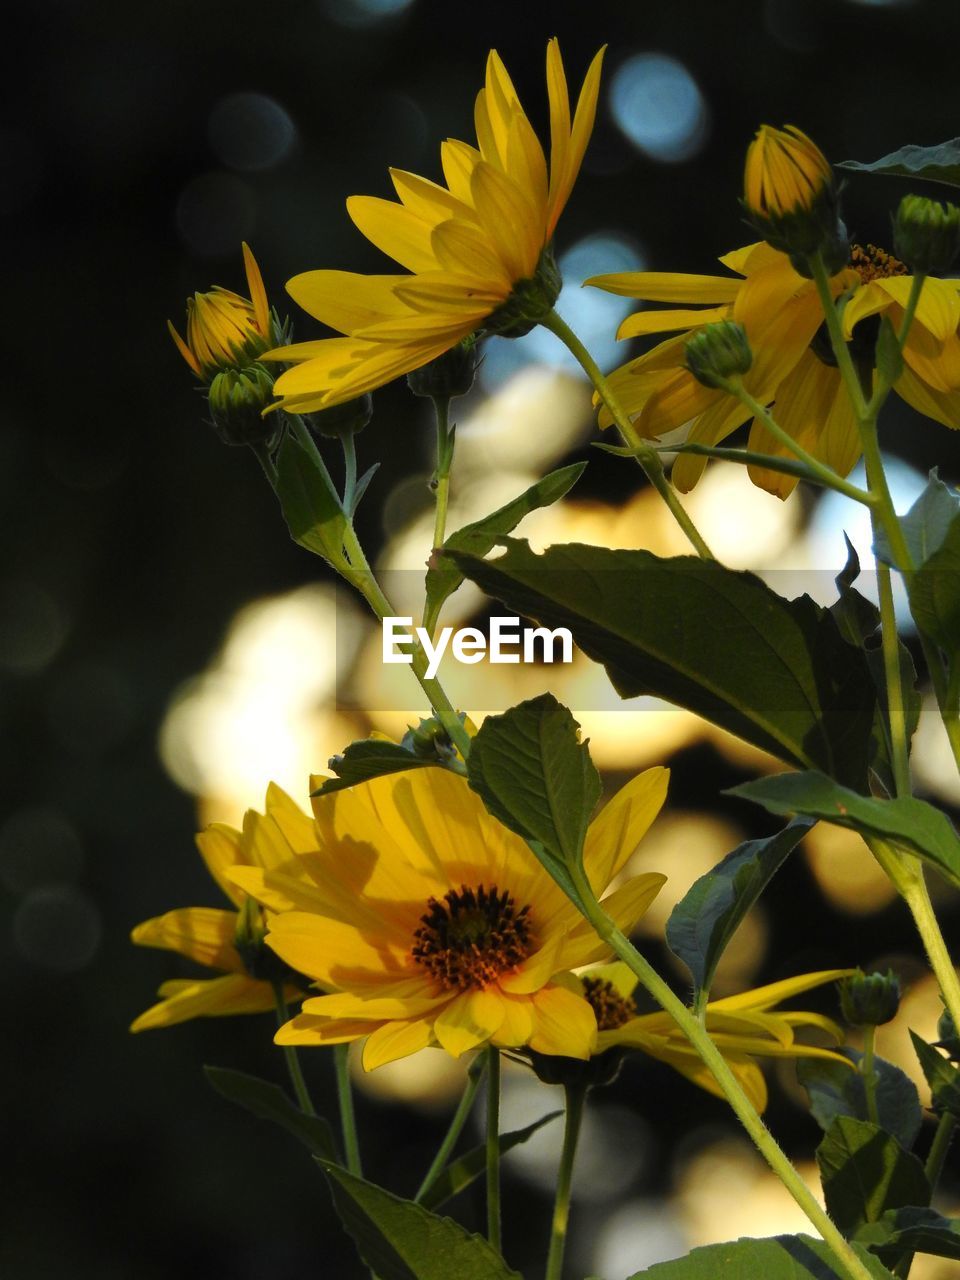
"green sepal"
319,1162,522,1280
203,1065,337,1162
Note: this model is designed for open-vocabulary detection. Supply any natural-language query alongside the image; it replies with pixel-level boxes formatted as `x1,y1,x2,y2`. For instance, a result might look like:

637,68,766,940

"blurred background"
4,0,960,1275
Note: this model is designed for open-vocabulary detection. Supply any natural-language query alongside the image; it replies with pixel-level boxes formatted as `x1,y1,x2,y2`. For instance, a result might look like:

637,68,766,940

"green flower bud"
207,362,278,447
893,195,960,275
936,1007,960,1062
407,337,479,400
484,248,562,338
684,321,753,389
304,393,373,439
838,968,901,1027
401,715,458,762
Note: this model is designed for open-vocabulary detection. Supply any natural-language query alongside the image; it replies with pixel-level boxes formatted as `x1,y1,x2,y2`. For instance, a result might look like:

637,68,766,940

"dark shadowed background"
3,0,960,1276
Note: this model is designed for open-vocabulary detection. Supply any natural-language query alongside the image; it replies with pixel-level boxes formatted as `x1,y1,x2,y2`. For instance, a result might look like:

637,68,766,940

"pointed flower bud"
684,320,753,388
208,362,278,447
168,243,287,382
894,194,960,275
743,125,847,275
838,968,901,1027
306,393,374,440
407,336,479,400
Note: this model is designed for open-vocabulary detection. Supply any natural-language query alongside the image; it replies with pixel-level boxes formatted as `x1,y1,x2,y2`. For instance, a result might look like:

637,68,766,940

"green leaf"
448,539,878,788
275,431,348,565
666,818,813,1000
855,1207,960,1262
419,1111,561,1211
910,1031,960,1118
875,470,960,570
798,1050,922,1153
424,463,585,625
874,317,904,386
838,139,960,188
729,771,960,890
817,1116,930,1236
467,694,601,899
908,509,960,656
321,1163,522,1280
203,1066,337,1161
312,738,451,797
625,1234,894,1278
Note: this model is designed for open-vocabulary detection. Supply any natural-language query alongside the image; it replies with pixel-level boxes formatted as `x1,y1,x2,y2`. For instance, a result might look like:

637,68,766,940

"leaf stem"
566,866,877,1280
540,309,715,561
545,1082,586,1280
272,982,316,1116
431,395,454,555
486,1047,502,1253
860,1025,879,1126
924,1109,956,1189
251,441,278,486
334,1043,362,1176
900,873,960,1050
876,560,912,797
414,1058,486,1204
342,431,358,514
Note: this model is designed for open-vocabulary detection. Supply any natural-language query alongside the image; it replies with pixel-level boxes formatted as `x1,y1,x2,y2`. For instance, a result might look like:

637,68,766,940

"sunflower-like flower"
263,40,604,412
230,765,669,1070
168,243,282,381
588,239,960,497
130,785,312,1031
577,962,853,1111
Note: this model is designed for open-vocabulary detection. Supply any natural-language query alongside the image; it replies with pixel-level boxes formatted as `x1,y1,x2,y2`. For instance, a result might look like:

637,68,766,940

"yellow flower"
580,963,853,1112
744,124,832,221
264,40,605,412
130,784,312,1031
231,765,670,1070
168,242,275,380
589,240,960,497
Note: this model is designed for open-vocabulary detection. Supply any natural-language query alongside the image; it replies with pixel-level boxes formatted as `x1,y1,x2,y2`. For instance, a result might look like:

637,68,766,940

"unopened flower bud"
305,393,373,439
839,968,901,1027
894,195,960,275
402,715,457,761
407,337,479,400
684,321,753,388
208,363,277,446
168,243,288,383
743,125,848,276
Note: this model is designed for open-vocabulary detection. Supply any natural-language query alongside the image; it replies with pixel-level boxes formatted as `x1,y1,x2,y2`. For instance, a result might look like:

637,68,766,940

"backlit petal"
527,985,597,1059
131,907,242,972
583,766,669,890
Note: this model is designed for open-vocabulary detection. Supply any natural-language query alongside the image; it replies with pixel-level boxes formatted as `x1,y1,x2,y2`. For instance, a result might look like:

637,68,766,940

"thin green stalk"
860,1025,879,1126
486,1047,502,1252
414,1059,486,1203
251,441,279,486
566,866,877,1280
540,309,715,561
431,396,454,553
272,982,316,1116
335,1043,362,1176
726,382,874,506
342,431,358,513
900,873,960,1048
545,1083,586,1280
870,272,927,418
876,560,912,797
810,254,869,421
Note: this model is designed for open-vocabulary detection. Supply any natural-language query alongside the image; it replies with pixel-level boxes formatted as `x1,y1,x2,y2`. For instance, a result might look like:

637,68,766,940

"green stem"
810,254,869,421
861,1025,879,1126
335,1043,362,1176
272,982,316,1116
342,431,358,514
540,309,715,561
431,396,453,555
869,272,927,419
545,1083,586,1280
727,382,874,506
925,1109,956,1189
876,560,912,797
414,1058,486,1203
566,867,878,1280
251,441,278,486
486,1047,502,1252
900,873,960,1047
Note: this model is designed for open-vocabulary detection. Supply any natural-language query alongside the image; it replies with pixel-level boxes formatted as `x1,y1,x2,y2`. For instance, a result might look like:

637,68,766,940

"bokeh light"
609,53,710,163
176,172,258,258
0,808,84,895
321,0,417,28
13,884,101,972
207,93,298,173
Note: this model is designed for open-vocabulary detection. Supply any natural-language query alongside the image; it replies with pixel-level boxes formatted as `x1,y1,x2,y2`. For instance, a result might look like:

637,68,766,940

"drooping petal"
895,363,960,429
130,973,272,1032
587,271,741,303
131,907,243,972
362,1017,436,1069
617,306,730,340
710,969,854,1012
301,980,447,1022
880,275,960,342
276,1014,375,1048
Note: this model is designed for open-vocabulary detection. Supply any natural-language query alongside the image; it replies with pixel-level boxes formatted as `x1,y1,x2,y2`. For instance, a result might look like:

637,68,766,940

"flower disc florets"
412,884,533,991
581,976,637,1031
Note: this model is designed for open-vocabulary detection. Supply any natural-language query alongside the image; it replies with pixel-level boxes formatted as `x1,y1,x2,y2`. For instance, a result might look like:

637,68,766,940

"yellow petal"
587,271,741,303
492,993,536,1048
718,242,784,276
505,107,548,226
527,984,597,1059
583,766,669,890
431,219,513,290
895,363,960,429
271,338,367,393
303,334,458,406
347,195,442,273
469,161,540,281
277,1015,374,1048
617,306,730,340
547,44,605,237
195,823,246,907
265,782,317,853
362,1017,435,1069
441,139,483,205
433,989,506,1057
285,271,410,334
841,281,892,340
130,973,271,1032
242,241,270,336
559,874,666,968
302,980,447,1022
881,274,960,342
390,167,472,224
545,38,571,228
499,930,564,994
228,864,333,918
710,968,855,1013
266,911,410,987
131,906,242,972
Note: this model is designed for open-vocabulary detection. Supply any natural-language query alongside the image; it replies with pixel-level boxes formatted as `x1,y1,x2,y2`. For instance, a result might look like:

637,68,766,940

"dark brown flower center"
582,977,636,1031
411,884,533,991
849,243,907,284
